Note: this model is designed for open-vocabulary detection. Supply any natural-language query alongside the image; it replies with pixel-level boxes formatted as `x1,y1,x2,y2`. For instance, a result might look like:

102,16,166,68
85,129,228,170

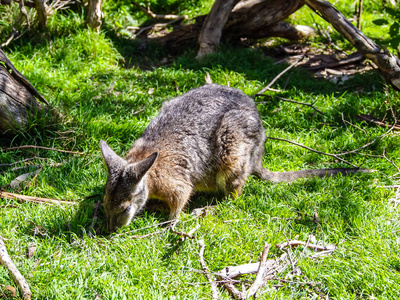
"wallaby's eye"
124,206,132,214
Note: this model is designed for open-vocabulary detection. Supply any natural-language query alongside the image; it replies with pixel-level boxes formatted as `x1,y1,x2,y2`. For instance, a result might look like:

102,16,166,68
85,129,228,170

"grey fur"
100,84,366,232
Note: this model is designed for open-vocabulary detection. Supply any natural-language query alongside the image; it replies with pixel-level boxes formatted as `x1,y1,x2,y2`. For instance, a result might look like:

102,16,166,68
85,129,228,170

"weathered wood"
86,0,102,32
304,0,400,91
197,0,240,58
196,0,305,57
0,49,47,134
33,0,47,30
158,0,307,55
0,238,32,300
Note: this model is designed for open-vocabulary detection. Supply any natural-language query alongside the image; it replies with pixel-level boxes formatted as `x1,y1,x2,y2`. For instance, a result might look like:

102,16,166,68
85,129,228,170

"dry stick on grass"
0,238,32,300
276,240,336,252
198,240,220,300
257,95,324,115
336,105,397,157
255,53,308,96
266,136,358,167
357,114,400,131
0,158,37,168
170,219,201,241
0,191,78,206
246,243,271,298
1,145,85,155
342,113,366,134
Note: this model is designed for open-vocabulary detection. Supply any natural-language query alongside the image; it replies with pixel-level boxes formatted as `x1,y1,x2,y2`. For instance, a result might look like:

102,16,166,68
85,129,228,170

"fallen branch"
257,95,324,115
276,240,336,252
357,114,400,131
0,238,31,300
246,243,271,298
267,136,357,167
0,191,78,206
0,49,48,106
255,53,307,96
1,145,85,155
306,52,364,71
304,0,400,91
198,240,220,299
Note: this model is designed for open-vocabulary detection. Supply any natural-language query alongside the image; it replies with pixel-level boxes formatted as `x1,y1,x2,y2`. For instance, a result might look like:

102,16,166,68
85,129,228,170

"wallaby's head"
100,140,158,232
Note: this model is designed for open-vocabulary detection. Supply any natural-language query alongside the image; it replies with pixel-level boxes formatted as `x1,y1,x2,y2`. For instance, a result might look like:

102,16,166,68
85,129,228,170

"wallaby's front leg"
165,183,193,220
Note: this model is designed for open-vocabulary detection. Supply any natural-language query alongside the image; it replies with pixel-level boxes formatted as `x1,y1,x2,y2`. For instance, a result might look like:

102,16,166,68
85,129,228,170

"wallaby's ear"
100,140,126,172
124,152,158,182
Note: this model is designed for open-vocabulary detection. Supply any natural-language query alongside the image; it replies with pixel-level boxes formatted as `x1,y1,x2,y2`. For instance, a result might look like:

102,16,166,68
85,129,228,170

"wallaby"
100,84,366,232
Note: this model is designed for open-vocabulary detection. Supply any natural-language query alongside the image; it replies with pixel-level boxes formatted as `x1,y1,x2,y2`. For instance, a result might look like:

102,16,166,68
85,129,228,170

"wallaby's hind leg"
216,109,266,197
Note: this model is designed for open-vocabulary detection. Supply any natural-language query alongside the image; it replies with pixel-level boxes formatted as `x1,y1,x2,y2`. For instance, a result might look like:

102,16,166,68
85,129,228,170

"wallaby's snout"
100,140,158,233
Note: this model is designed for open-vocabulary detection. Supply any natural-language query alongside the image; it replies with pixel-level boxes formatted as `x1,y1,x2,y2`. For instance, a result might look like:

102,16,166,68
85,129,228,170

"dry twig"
0,191,77,206
357,114,400,131
337,106,398,157
1,145,85,155
0,238,31,300
170,219,200,241
255,53,307,96
198,240,220,299
257,95,324,115
267,136,358,167
276,240,336,252
246,243,271,298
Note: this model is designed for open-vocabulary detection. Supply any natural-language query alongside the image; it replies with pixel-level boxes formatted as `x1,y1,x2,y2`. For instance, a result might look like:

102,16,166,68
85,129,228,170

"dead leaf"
9,168,40,188
3,286,17,297
26,243,37,259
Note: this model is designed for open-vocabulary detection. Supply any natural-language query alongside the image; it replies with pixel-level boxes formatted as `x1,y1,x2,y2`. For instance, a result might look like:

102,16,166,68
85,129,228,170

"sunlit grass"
1,0,400,299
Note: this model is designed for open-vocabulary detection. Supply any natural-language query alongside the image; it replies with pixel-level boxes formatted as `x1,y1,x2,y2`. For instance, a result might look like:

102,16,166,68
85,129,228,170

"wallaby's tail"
257,168,372,183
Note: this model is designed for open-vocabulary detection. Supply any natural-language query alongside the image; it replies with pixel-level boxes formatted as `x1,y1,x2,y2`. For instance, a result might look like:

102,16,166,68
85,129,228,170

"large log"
304,0,400,91
0,49,48,134
157,0,311,55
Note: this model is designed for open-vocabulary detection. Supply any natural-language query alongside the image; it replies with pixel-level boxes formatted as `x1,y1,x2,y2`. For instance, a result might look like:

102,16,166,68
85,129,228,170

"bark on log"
197,0,241,58
0,238,32,300
304,0,400,91
158,0,309,55
0,49,47,134
86,0,103,32
197,0,305,58
33,0,47,30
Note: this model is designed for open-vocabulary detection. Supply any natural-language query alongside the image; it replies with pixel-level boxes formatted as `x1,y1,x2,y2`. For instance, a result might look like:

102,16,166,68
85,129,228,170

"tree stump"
0,49,48,134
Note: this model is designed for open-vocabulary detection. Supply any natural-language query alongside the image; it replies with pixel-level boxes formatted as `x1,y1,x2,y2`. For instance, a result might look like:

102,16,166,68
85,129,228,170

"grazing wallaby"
100,84,365,232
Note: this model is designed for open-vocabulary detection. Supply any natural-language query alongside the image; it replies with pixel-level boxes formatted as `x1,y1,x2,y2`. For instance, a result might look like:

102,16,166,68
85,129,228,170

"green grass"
1,0,400,299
